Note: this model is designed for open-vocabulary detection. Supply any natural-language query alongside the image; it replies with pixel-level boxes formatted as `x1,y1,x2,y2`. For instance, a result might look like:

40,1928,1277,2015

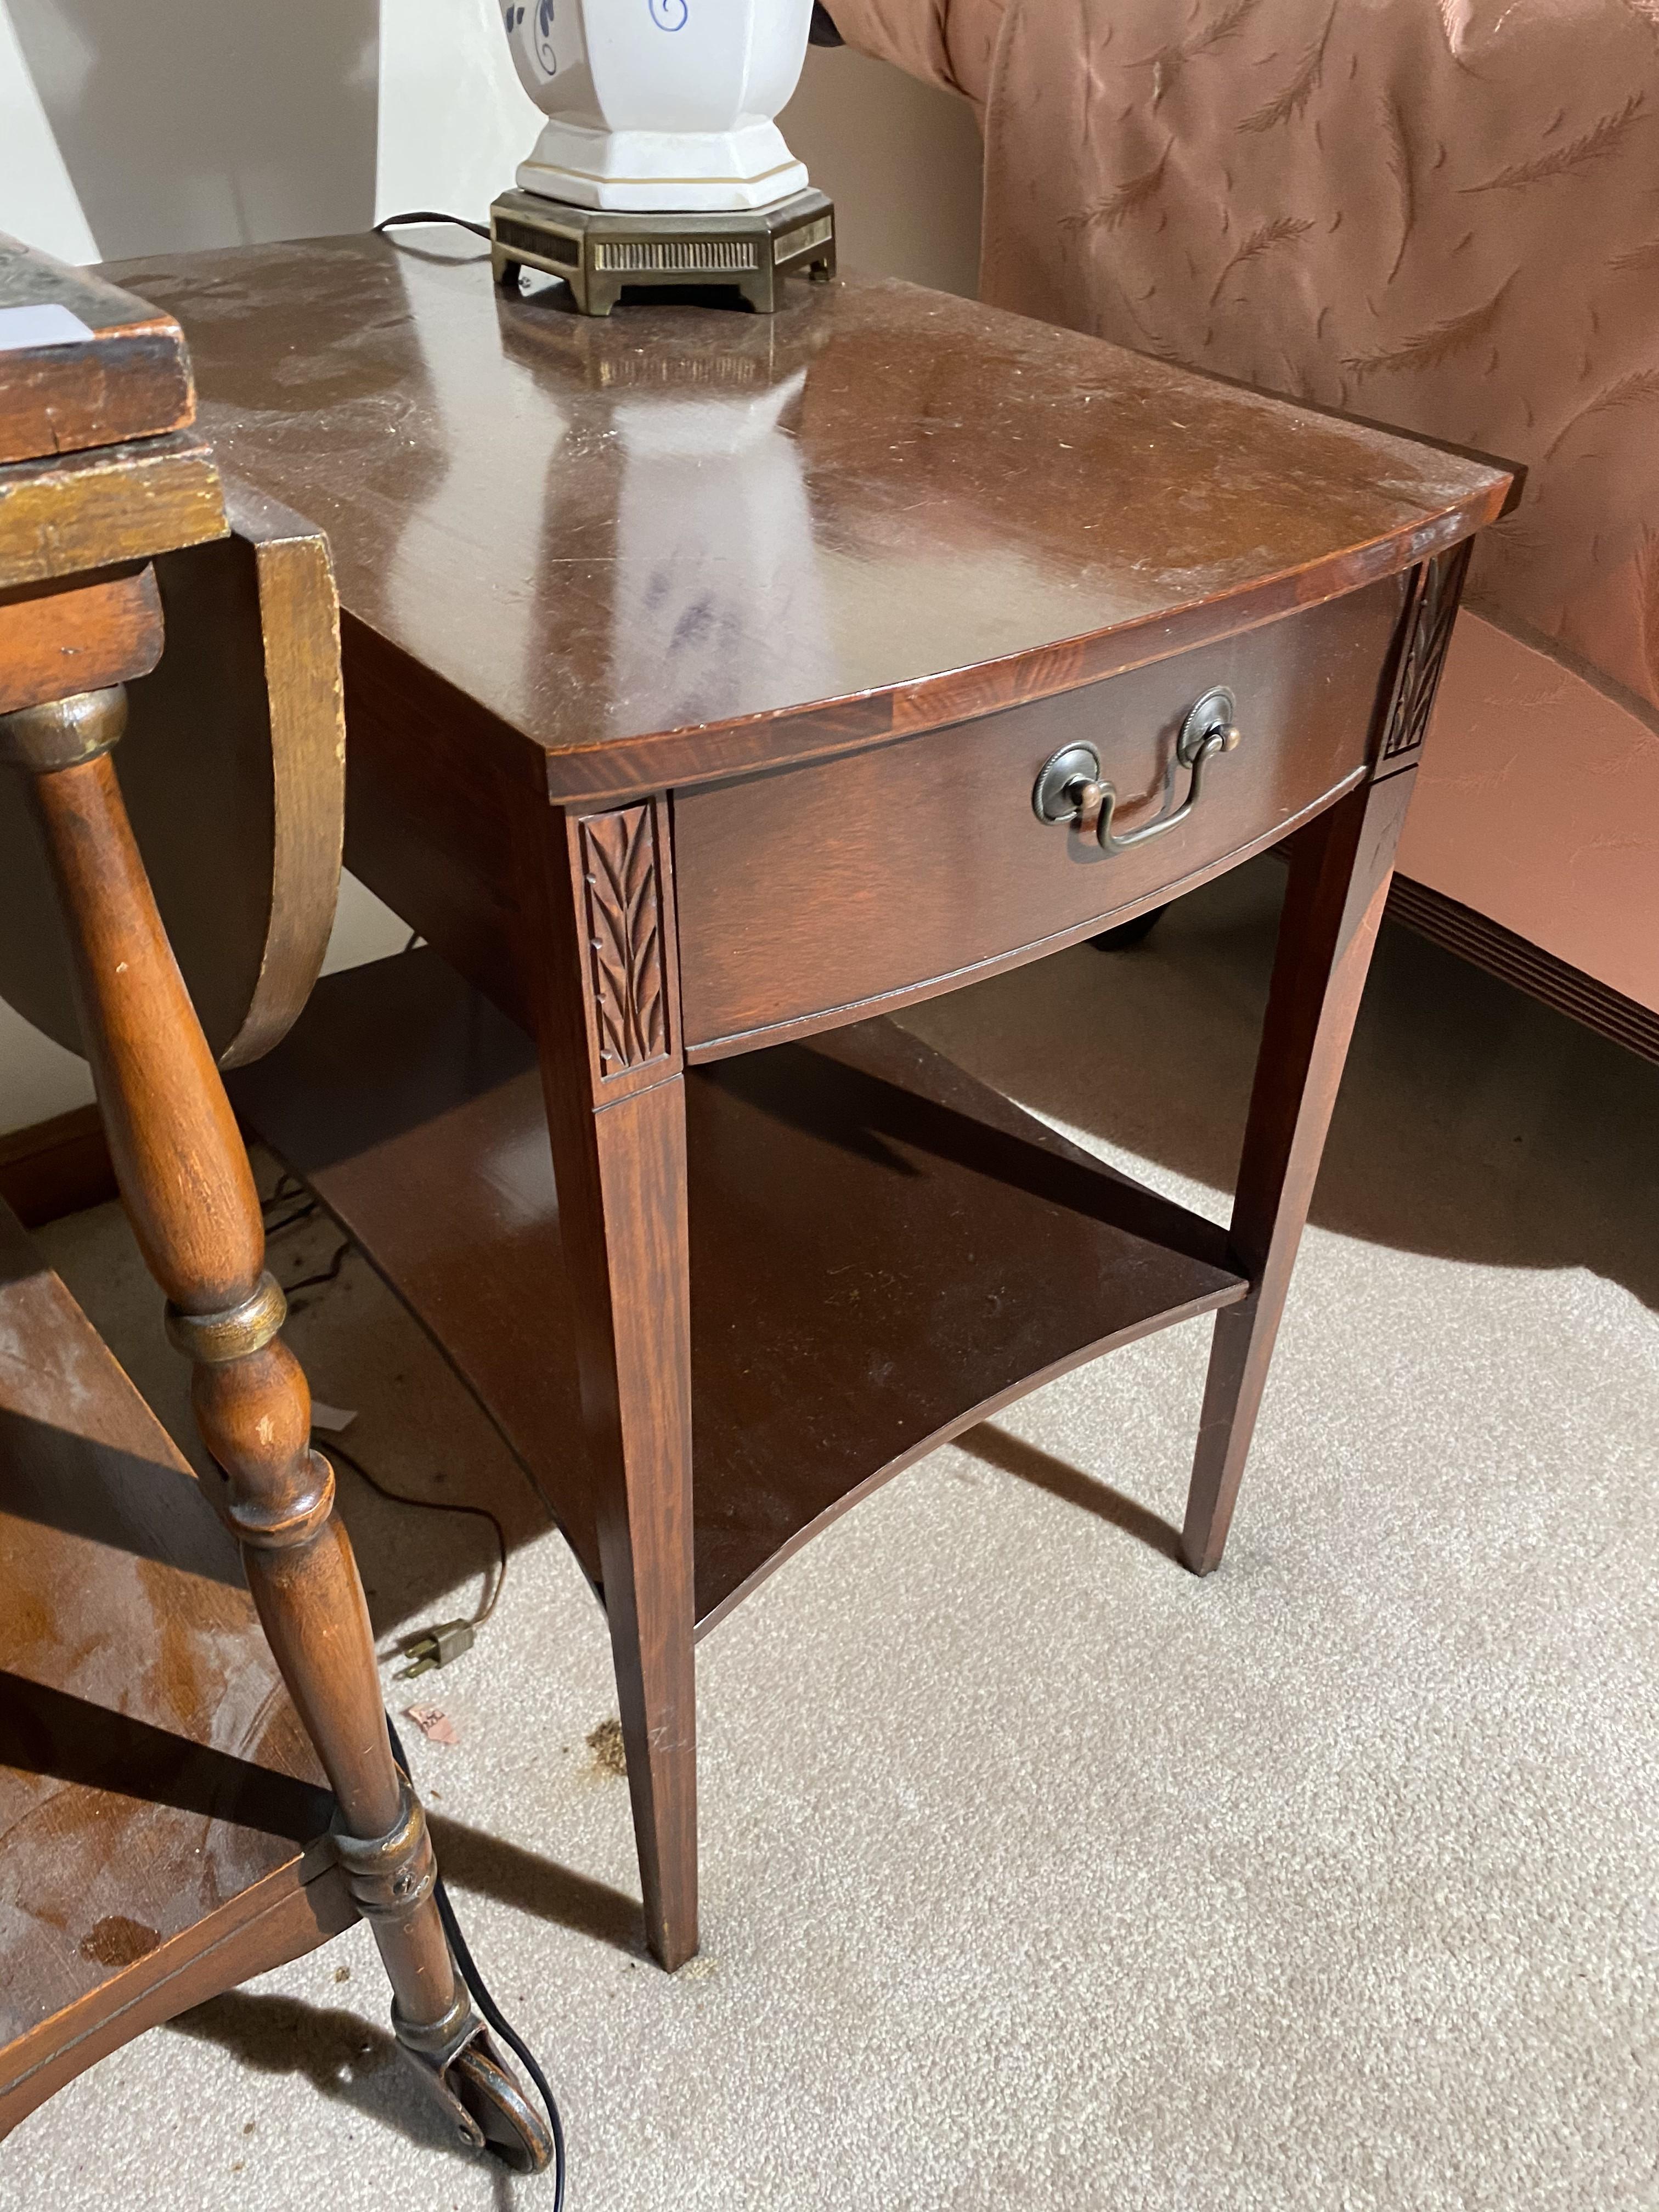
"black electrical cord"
386,1712,567,2202
258,1165,556,1639
282,1238,352,1299
262,1173,318,1240
324,1434,508,1629
262,1200,319,1239
375,210,492,241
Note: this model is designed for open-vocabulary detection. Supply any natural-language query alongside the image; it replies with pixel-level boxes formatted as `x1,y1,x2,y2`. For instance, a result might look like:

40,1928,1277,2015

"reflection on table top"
111,231,1509,788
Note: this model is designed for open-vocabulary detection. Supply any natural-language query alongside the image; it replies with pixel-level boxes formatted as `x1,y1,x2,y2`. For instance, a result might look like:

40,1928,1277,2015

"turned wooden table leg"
520,795,698,1972
0,688,550,2170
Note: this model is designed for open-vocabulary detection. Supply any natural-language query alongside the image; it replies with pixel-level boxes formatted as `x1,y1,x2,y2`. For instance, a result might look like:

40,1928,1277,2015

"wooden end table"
119,232,1511,1972
0,236,550,2168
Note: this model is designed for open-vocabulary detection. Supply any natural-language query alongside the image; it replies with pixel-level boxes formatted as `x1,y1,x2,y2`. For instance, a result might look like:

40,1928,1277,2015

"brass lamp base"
489,188,837,317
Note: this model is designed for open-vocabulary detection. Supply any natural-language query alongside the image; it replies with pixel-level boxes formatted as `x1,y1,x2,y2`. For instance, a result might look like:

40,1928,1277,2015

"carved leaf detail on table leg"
1378,540,1472,772
582,804,668,1076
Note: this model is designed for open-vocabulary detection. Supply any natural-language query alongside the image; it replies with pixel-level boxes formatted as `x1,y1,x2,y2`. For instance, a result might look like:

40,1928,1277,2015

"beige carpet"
9,856,1657,2211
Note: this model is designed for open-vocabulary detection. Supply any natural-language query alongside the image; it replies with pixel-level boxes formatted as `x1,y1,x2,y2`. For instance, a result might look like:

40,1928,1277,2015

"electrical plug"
396,1619,476,1678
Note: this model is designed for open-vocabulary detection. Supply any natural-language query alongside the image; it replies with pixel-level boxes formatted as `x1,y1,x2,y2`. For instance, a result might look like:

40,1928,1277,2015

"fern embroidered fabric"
832,0,1659,715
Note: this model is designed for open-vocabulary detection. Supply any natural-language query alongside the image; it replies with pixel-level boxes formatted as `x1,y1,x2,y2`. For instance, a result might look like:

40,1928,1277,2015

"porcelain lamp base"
517,117,809,214
489,188,837,317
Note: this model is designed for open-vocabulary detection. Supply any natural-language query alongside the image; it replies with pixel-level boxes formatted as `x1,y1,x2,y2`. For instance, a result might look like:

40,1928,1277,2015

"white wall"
0,7,983,1137
0,1,95,260
375,0,539,227
4,0,379,259
782,46,981,300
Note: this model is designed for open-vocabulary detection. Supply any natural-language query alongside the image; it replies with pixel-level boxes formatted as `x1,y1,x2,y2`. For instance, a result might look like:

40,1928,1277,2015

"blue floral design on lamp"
535,0,558,70
648,0,689,27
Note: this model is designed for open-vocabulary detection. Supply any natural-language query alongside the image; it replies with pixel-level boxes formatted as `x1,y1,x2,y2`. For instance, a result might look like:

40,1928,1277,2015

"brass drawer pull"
1032,687,1243,854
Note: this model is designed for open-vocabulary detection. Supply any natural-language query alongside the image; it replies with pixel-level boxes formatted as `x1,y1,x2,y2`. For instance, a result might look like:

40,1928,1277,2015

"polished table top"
163,234,1510,1987
112,233,1508,802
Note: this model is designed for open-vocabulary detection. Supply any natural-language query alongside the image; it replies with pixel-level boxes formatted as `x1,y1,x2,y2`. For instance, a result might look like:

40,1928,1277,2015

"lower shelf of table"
230,952,1248,1633
0,1199,346,2134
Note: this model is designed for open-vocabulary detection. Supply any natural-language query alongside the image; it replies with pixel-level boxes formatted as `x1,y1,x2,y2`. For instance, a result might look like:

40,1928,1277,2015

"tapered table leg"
520,795,698,1971
1182,767,1415,1575
1183,543,1475,1575
0,687,550,2171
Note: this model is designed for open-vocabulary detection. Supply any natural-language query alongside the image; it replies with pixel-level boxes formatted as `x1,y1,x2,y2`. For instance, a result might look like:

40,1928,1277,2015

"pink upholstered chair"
823,0,1659,1056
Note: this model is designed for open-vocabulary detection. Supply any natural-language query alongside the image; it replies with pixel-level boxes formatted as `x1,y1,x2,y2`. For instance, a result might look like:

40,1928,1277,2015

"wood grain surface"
128,228,1509,1982
106,233,1510,802
9,700,462,2068
0,236,544,2158
0,434,224,592
675,580,1400,1053
0,488,345,1069
0,234,195,468
228,949,1248,1635
515,794,697,1968
0,1106,116,1228
1183,770,1419,1574
0,1196,344,2137
0,565,163,717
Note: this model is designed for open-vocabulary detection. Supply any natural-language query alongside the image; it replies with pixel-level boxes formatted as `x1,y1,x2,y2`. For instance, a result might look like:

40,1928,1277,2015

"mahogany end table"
117,232,1511,1972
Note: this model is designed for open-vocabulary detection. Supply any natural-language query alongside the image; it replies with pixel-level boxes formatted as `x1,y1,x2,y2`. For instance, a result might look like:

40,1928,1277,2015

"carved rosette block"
581,802,670,1079
1376,540,1473,776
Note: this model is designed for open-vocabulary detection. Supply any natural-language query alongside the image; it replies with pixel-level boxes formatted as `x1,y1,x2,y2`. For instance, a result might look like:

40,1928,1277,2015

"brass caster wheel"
453,2038,556,2174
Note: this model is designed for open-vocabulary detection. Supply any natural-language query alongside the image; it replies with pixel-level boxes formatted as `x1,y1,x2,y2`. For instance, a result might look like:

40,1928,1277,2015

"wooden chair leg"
520,797,698,1972
1182,768,1418,1576
0,689,550,2171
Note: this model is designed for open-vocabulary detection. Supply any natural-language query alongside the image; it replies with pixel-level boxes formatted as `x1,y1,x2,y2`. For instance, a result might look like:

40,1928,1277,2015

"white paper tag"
311,1401,358,1434
0,303,98,354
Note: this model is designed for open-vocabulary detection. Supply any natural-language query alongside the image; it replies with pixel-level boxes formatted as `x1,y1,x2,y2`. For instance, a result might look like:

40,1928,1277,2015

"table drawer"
673,579,1402,1054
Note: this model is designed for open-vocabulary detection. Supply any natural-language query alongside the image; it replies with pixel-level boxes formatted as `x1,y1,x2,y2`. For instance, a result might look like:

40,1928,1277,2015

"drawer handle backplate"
1032,687,1243,855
